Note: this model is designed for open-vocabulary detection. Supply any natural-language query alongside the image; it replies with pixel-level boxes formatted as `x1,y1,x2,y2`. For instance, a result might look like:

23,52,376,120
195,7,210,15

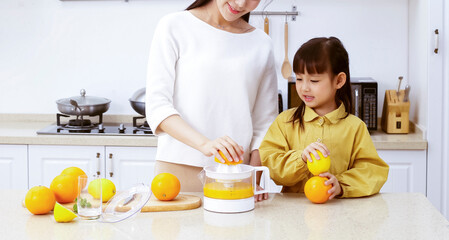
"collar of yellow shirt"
303,103,347,124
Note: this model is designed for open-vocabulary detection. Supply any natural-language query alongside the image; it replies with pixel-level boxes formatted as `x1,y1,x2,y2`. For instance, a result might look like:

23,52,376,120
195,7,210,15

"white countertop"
2,191,448,240
0,114,158,147
0,114,427,149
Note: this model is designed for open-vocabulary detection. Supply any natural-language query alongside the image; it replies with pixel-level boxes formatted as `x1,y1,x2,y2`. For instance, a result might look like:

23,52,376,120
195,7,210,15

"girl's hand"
254,185,268,202
319,172,342,200
199,136,244,163
301,142,330,163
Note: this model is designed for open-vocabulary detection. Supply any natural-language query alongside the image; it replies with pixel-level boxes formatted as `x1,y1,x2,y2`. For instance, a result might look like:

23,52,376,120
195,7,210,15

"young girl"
259,37,389,199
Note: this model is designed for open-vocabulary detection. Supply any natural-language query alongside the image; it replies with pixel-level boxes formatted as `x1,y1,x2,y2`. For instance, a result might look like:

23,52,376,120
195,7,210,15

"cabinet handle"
96,152,101,176
434,29,439,54
108,153,114,177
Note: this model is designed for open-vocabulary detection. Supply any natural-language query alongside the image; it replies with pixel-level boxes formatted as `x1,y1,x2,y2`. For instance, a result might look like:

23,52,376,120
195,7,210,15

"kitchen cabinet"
378,150,426,195
28,145,156,191
105,146,157,190
409,0,447,217
0,145,28,189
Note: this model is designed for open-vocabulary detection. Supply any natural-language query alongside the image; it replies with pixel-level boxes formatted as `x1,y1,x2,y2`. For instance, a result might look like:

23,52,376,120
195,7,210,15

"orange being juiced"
203,182,253,200
214,151,243,165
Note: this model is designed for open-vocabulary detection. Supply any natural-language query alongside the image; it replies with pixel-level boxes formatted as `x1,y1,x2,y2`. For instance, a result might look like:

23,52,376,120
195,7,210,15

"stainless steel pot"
56,89,111,116
129,88,145,116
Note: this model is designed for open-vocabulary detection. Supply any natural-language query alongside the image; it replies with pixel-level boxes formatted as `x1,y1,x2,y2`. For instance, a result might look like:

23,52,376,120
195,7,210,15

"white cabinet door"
105,147,156,191
0,145,28,190
28,145,105,188
377,150,426,195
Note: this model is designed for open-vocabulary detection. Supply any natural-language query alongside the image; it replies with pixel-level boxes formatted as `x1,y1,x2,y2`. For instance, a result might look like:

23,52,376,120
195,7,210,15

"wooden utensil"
264,16,269,35
23,194,202,213
281,18,292,79
397,76,403,96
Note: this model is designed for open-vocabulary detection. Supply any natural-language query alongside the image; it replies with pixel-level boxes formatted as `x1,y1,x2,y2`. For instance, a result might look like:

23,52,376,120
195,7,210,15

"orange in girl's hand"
151,173,181,201
25,186,56,215
61,167,87,189
214,150,243,165
50,174,78,203
304,176,332,204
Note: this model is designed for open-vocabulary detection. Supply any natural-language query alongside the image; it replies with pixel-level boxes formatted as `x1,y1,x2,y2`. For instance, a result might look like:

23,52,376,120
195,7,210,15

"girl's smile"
303,95,315,102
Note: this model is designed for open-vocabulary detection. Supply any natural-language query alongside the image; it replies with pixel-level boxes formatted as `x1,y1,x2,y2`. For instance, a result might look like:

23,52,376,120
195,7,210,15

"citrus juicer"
200,156,271,213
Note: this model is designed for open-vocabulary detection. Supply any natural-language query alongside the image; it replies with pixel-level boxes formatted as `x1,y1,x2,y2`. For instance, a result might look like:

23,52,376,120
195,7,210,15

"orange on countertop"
61,166,87,189
304,176,332,204
151,173,181,201
50,174,78,203
25,186,56,215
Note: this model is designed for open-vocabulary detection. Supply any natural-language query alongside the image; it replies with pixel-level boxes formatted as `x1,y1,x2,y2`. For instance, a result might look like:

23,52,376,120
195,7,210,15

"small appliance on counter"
351,77,378,130
199,160,271,213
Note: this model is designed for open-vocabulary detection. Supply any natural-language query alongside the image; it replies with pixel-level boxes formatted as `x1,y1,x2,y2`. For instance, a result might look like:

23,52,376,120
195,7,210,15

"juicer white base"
203,196,254,213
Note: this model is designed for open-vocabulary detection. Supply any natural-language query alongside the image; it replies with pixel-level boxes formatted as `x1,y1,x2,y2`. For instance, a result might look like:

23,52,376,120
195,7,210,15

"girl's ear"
335,72,347,89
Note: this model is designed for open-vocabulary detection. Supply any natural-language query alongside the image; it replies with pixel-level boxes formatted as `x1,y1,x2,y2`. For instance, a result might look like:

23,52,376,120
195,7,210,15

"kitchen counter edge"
0,114,427,149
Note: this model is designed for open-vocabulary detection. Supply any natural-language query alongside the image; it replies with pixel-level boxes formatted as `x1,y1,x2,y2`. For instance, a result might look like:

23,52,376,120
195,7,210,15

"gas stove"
36,113,154,136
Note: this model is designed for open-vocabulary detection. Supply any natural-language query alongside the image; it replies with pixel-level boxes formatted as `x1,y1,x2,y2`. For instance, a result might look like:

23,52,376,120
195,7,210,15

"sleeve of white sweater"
145,16,180,136
250,46,278,151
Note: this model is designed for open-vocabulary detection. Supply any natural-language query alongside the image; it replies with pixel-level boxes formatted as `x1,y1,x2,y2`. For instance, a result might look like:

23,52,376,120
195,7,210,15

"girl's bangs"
293,43,329,75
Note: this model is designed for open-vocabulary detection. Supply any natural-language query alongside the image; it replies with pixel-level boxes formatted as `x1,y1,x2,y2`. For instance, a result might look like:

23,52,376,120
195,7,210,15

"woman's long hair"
186,0,251,22
291,37,353,129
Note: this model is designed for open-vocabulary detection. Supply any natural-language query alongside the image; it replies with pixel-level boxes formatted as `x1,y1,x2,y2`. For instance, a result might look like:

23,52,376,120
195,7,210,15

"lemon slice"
54,202,77,223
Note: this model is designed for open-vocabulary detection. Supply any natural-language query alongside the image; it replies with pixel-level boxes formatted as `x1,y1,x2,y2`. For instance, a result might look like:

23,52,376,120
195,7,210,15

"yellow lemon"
88,178,116,202
307,150,331,175
53,202,77,223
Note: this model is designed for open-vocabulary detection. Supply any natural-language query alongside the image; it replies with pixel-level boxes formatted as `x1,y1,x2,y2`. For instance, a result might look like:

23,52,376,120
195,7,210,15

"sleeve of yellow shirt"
335,122,390,198
259,113,309,186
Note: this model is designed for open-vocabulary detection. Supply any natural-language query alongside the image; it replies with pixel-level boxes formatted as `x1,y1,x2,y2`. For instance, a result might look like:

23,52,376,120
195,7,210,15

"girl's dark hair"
291,37,353,129
186,0,251,22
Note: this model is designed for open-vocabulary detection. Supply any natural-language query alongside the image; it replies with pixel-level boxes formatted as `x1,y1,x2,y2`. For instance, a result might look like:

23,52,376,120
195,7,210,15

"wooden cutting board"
23,194,202,212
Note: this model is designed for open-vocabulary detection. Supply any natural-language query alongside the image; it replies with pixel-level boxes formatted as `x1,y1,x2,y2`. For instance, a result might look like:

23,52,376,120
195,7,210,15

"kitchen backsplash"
0,0,408,117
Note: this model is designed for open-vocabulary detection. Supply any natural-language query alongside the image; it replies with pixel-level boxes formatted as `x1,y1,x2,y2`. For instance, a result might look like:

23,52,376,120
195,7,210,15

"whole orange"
61,167,87,189
50,174,78,203
304,176,332,204
25,186,56,215
151,173,181,201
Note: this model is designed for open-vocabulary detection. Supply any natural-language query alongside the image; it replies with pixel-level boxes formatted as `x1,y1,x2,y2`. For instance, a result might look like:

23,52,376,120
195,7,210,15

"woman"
146,0,278,201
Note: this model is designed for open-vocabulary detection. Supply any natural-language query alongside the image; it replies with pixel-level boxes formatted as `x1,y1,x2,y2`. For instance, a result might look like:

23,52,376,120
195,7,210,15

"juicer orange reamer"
199,155,271,213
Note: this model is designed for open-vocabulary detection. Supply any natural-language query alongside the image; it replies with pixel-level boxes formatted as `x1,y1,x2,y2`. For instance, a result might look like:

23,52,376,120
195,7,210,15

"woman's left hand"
319,172,342,200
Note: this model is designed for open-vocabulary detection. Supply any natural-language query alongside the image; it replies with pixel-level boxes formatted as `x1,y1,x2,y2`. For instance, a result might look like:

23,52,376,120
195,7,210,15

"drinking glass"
77,175,102,220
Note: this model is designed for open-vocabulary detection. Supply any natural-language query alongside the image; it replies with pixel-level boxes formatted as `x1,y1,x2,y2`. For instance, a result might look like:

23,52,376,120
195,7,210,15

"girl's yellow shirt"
259,104,389,198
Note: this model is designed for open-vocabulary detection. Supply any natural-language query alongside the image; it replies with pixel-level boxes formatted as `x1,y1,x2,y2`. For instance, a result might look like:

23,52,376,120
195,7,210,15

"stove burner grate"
68,119,92,127
133,116,153,134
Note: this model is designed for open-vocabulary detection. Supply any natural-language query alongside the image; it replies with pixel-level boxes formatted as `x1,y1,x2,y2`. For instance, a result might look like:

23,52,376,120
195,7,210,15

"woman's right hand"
199,136,244,163
301,142,330,163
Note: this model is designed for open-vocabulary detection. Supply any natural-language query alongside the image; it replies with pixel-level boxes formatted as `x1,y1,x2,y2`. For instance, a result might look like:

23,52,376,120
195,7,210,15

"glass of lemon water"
77,175,102,220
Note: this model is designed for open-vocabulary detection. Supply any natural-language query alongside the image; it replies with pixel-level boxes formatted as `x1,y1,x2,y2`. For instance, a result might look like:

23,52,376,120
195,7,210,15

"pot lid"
56,89,111,106
129,88,145,103
98,183,151,223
